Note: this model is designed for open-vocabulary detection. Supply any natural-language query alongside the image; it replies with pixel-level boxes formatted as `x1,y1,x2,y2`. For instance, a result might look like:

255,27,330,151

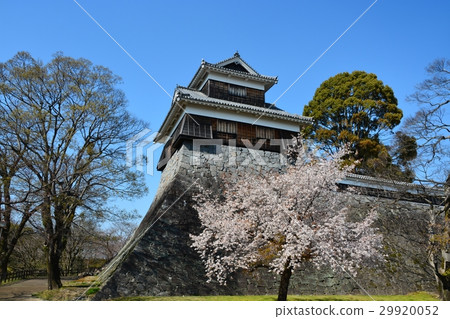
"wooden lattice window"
181,115,212,138
228,84,247,97
256,126,275,139
217,120,237,134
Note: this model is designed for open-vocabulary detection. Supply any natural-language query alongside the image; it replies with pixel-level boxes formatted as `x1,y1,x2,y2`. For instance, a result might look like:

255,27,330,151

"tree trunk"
46,243,63,290
443,288,450,301
433,259,450,301
44,207,72,290
0,217,29,283
436,273,450,301
438,194,450,301
277,261,293,301
0,227,8,282
0,258,7,283
438,268,450,301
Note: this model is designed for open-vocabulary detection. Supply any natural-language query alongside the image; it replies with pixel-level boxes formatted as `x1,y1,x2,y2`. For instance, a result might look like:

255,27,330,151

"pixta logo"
126,129,163,176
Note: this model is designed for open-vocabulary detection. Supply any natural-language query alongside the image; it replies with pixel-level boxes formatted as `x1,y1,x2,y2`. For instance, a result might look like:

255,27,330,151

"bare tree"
405,58,449,183
0,52,147,289
9,226,45,271
0,118,41,281
61,214,138,274
404,58,450,300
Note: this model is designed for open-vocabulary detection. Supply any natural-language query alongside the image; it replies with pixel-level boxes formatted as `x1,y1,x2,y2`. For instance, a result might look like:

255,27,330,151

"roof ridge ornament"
234,51,240,57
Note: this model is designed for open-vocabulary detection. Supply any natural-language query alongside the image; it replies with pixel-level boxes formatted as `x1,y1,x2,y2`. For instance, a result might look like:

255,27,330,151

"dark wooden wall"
157,114,299,170
201,80,265,107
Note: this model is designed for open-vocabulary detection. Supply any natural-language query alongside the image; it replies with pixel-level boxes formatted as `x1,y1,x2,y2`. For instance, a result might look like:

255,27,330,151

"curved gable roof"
214,52,260,75
188,53,278,91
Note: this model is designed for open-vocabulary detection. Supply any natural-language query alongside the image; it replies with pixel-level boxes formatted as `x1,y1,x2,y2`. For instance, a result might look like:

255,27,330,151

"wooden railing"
0,267,98,284
0,269,46,284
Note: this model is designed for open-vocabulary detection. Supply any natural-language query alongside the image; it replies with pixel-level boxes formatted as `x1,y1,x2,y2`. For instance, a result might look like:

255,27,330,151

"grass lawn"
34,276,100,301
34,277,439,301
113,291,439,301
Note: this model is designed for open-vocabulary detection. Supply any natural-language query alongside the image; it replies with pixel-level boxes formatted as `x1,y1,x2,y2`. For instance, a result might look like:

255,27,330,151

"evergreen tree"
303,71,403,176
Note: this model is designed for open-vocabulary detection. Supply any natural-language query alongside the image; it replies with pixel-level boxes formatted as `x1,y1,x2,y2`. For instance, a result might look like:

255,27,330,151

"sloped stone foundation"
94,144,437,300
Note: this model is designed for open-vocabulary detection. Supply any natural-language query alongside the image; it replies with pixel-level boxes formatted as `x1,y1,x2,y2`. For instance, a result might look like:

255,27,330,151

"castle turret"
93,54,440,300
155,53,311,170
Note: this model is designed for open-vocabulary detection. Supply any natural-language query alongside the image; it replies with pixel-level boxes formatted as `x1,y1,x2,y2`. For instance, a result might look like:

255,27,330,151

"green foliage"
382,131,418,181
86,287,100,295
391,132,418,166
303,71,403,176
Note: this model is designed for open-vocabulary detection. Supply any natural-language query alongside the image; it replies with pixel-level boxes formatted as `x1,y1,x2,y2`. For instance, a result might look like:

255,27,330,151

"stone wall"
94,142,438,300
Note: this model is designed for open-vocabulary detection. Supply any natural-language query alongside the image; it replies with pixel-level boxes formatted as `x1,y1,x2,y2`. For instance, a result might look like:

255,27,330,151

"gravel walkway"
0,279,49,301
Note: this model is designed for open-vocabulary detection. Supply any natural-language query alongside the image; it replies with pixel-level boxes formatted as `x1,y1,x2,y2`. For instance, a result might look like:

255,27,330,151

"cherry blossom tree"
191,142,383,301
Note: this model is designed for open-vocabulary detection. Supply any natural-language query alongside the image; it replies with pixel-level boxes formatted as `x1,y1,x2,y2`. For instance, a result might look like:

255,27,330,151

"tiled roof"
188,53,278,90
202,62,278,82
156,54,306,143
213,51,260,75
174,86,311,124
341,173,445,196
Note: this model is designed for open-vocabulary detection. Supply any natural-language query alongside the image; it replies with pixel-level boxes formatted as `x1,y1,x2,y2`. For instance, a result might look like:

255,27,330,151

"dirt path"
0,279,48,301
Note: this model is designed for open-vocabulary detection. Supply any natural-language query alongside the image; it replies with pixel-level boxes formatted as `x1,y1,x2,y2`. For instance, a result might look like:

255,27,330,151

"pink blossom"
191,142,383,287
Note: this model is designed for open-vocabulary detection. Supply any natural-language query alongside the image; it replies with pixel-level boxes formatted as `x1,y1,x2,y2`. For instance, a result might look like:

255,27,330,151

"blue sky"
1,0,449,219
